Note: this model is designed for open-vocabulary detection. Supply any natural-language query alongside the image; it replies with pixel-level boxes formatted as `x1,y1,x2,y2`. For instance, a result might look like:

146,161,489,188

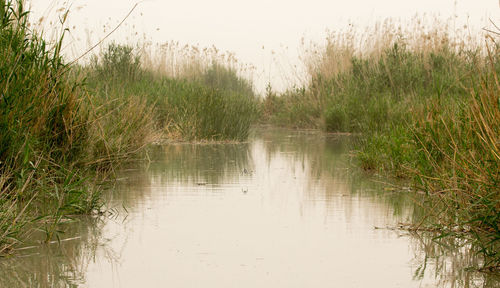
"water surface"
0,128,497,287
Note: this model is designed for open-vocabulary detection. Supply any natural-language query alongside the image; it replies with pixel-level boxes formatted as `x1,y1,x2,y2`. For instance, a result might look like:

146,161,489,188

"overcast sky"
28,0,499,93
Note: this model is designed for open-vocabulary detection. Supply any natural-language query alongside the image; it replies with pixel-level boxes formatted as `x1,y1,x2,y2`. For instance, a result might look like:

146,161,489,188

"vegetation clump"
87,44,259,141
0,0,100,253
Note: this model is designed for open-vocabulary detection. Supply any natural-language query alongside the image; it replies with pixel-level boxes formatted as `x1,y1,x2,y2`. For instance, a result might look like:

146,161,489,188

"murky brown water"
0,128,498,288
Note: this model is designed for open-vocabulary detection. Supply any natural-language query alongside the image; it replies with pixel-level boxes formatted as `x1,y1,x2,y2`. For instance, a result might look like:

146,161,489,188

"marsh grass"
264,19,499,268
86,43,259,141
1,0,85,252
261,84,323,128
0,1,157,253
409,50,500,269
140,41,256,82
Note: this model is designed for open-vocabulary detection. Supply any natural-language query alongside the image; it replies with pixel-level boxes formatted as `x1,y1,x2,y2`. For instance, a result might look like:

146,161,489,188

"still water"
0,128,497,287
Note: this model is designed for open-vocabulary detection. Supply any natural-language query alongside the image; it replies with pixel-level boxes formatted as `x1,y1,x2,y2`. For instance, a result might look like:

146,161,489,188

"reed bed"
263,18,499,269
140,41,256,83
1,0,94,253
86,42,259,141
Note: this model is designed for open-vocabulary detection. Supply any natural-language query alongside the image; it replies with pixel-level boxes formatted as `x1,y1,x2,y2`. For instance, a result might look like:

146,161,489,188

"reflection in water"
409,234,499,288
0,217,107,287
0,128,498,287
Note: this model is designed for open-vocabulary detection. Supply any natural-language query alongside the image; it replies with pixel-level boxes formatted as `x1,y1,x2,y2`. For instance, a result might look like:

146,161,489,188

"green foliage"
90,43,141,81
0,2,155,254
87,45,259,141
165,80,258,141
0,2,84,163
0,0,95,252
261,85,323,129
199,64,255,98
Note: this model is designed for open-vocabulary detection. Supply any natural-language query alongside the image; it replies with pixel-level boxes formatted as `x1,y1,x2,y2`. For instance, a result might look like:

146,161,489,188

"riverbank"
0,1,258,254
262,22,499,269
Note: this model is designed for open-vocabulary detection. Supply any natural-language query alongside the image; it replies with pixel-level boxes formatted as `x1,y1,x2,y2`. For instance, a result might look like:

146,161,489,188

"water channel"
0,128,497,287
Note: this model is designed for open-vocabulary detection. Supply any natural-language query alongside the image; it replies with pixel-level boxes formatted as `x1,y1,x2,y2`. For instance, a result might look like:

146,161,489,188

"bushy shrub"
91,43,141,81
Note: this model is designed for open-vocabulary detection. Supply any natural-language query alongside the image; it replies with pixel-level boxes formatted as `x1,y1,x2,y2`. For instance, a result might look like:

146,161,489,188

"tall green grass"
263,21,499,269
0,1,157,253
261,85,323,128
1,0,91,253
86,43,259,141
410,53,499,269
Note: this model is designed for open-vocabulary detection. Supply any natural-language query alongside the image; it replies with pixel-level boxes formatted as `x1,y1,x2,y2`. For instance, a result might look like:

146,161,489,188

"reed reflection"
409,232,500,287
0,217,111,288
149,142,253,185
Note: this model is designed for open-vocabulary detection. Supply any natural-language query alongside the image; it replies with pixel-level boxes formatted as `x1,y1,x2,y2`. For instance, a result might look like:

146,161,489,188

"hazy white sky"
28,0,499,93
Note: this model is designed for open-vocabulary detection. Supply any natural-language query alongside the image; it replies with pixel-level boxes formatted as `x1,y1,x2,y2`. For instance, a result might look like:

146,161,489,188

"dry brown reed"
139,41,256,83
301,16,484,82
83,93,159,167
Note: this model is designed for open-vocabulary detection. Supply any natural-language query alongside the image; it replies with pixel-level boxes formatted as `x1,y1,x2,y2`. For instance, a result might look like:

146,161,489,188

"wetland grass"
263,19,499,269
0,0,97,252
86,43,259,141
